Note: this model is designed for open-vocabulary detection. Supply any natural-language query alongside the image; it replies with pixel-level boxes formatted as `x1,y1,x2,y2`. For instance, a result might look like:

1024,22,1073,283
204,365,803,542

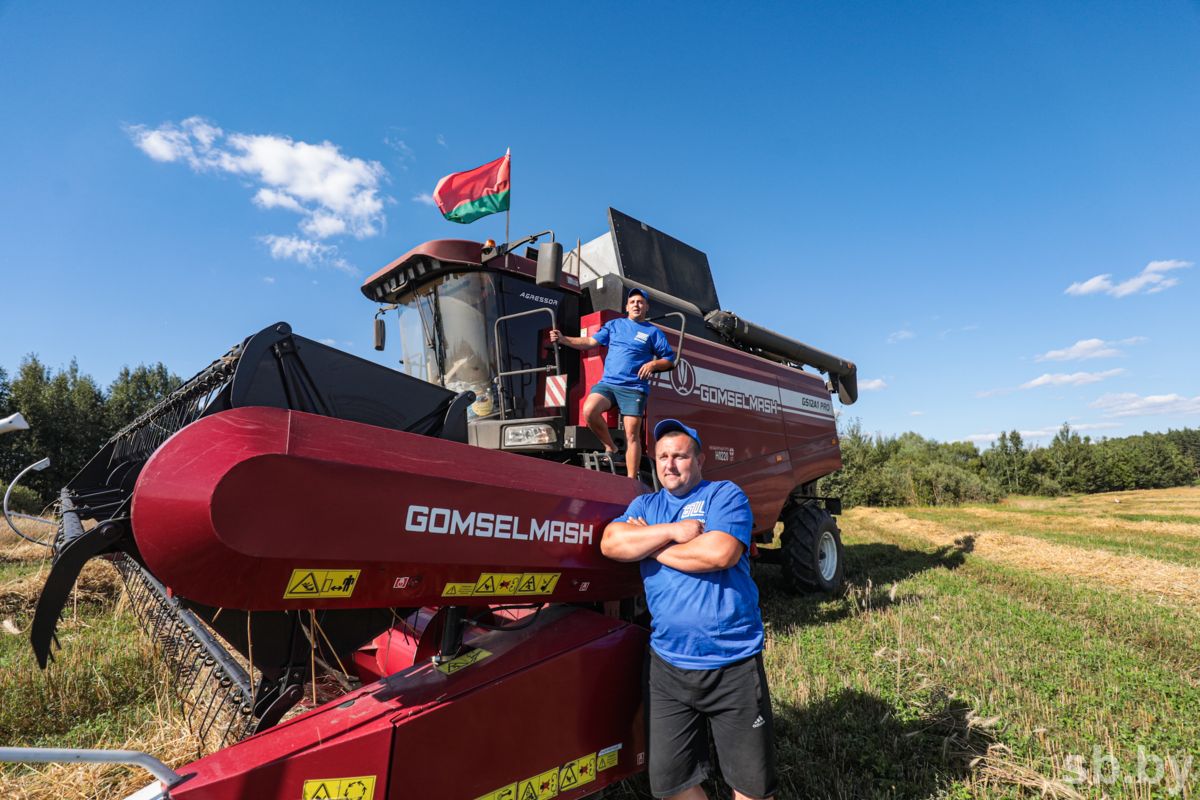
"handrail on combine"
492,306,561,421
649,311,687,365
0,746,182,787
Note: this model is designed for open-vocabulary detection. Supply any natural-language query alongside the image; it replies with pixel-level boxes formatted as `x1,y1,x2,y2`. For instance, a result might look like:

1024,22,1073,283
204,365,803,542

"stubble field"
3,487,1199,799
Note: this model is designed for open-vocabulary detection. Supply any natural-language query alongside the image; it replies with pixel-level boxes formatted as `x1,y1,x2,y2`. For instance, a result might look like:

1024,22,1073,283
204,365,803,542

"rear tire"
780,500,845,594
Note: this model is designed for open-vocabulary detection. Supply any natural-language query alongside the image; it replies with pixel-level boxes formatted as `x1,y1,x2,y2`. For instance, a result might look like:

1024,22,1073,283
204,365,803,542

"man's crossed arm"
601,517,744,573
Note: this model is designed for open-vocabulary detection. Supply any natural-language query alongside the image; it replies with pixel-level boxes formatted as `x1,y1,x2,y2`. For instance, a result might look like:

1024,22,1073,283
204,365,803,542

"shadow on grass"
771,688,992,799
756,540,968,634
604,689,991,800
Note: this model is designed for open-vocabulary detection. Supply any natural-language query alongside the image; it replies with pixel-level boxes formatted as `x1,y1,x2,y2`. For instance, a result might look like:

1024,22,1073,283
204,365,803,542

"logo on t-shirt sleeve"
681,500,706,519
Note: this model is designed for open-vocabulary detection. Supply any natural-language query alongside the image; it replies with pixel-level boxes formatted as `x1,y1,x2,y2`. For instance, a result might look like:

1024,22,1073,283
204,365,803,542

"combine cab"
13,208,856,799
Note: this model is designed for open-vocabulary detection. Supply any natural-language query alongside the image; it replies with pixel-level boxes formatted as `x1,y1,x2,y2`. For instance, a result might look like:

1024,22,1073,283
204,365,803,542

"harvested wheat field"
4,491,1200,799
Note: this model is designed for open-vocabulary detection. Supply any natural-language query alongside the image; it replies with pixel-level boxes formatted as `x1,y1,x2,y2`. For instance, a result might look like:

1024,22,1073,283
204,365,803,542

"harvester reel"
780,500,845,594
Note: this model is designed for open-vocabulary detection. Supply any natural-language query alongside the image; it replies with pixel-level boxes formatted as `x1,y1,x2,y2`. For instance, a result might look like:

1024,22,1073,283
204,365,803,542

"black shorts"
646,649,777,799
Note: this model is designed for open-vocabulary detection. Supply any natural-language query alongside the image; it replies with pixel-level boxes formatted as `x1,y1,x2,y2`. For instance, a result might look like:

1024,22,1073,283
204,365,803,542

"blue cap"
653,418,702,449
626,287,648,301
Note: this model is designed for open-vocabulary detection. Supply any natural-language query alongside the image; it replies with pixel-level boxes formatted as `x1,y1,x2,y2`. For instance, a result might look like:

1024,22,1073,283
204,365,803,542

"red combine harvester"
17,209,857,799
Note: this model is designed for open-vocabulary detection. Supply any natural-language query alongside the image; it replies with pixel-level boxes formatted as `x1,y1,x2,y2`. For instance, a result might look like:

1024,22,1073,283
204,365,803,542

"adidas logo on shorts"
752,715,765,729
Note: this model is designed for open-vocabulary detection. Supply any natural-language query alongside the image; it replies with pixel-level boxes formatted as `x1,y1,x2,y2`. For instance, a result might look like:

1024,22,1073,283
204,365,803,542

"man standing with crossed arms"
550,287,674,479
601,419,777,800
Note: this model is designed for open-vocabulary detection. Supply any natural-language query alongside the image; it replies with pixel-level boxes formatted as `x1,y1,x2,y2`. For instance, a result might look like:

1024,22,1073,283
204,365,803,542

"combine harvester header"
8,208,857,800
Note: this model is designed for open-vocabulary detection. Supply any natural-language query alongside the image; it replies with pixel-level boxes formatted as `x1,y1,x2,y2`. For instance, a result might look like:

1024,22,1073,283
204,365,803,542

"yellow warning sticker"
474,783,517,800
474,572,524,595
476,745,620,800
435,648,492,675
302,775,376,800
557,752,596,791
284,569,361,599
517,766,559,800
442,573,560,598
515,572,560,595
596,744,620,771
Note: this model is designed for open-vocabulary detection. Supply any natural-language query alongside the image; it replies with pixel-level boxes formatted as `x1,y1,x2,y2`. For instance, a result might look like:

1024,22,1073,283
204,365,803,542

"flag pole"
504,148,511,268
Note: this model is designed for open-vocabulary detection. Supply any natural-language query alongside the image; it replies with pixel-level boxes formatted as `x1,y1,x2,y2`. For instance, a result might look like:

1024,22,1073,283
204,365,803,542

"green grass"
4,490,1200,798
749,519,1200,798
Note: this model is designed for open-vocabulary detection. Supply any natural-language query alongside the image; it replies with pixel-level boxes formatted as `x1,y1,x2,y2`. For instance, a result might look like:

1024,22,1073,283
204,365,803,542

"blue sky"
1,1,1198,446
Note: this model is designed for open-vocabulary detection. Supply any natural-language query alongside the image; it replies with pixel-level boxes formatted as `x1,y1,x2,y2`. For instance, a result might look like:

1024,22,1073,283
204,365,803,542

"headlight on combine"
503,423,556,447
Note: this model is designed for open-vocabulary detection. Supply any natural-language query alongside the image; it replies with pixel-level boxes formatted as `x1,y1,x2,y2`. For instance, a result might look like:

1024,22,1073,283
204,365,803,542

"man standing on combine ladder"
549,288,675,479
600,420,777,800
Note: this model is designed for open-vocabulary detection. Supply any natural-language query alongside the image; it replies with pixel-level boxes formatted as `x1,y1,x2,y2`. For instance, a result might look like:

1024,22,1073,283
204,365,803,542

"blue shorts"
590,383,647,417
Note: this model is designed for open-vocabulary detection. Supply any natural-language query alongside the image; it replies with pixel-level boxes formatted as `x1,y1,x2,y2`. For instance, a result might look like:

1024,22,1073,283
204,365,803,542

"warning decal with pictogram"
517,766,559,800
558,752,596,790
301,775,376,800
284,569,361,599
435,648,492,675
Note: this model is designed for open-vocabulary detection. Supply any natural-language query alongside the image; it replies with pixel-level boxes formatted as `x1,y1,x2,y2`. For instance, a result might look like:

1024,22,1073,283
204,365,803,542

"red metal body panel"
169,608,647,800
574,312,840,535
132,407,643,610
578,311,624,431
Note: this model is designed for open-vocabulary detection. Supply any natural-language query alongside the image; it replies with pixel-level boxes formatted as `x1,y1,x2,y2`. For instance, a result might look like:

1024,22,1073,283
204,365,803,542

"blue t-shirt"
622,480,764,669
591,317,674,394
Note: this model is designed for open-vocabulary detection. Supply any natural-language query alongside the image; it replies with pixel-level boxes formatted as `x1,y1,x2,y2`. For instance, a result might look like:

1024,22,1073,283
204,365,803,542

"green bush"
0,480,45,514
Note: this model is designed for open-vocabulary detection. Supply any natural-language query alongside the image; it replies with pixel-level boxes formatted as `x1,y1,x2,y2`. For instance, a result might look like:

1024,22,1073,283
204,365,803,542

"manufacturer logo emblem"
669,357,696,397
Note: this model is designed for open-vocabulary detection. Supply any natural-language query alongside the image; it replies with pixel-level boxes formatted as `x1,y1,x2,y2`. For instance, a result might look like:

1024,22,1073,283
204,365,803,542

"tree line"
2,355,1197,513
820,419,1200,507
0,357,182,512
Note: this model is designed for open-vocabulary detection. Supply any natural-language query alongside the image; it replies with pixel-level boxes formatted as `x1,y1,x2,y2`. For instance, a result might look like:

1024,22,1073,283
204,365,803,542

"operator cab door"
493,277,577,421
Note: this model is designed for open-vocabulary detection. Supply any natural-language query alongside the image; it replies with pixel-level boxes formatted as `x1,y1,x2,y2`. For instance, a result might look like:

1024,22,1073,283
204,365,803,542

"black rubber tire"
780,500,845,594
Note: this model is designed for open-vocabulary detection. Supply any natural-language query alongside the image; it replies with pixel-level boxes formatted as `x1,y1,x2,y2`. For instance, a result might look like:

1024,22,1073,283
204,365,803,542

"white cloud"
436,133,447,148
262,276,276,284
319,338,337,346
909,411,924,416
887,329,915,344
259,235,334,264
412,192,437,206
859,378,887,391
1020,369,1124,389
1065,260,1191,298
1090,393,1200,418
253,187,305,213
257,235,361,276
301,213,349,238
1035,336,1146,362
127,116,387,267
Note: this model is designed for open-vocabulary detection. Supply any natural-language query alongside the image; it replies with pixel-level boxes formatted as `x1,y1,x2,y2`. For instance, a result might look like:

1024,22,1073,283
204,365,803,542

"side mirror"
536,242,563,288
373,317,387,351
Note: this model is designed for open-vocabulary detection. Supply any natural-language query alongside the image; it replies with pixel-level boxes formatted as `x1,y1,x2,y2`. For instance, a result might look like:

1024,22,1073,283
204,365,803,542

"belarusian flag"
433,150,510,224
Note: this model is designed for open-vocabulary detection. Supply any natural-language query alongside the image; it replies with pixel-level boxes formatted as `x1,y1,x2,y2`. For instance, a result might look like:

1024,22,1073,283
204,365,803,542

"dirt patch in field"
849,508,1200,608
